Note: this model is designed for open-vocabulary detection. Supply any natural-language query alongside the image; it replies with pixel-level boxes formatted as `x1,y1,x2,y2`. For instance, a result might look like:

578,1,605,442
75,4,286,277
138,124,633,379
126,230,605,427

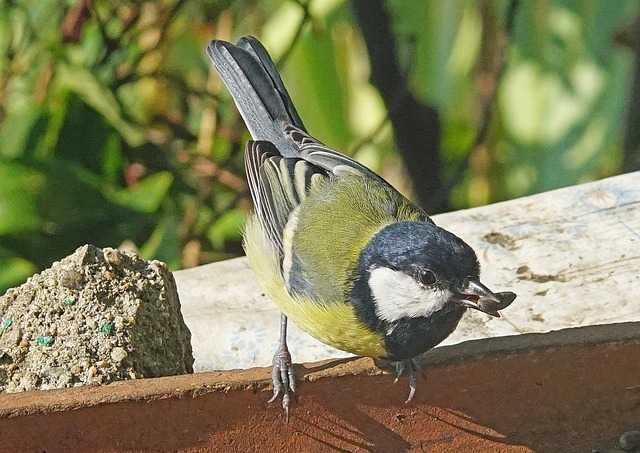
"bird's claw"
268,345,296,422
393,359,420,403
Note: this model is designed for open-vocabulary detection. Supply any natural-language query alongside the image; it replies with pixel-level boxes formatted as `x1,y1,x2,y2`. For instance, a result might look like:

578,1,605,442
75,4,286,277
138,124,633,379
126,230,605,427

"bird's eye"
417,268,437,286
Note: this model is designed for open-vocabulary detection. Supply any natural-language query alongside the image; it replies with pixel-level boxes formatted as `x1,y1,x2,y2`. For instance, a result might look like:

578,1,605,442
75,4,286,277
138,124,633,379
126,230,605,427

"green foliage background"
0,0,637,294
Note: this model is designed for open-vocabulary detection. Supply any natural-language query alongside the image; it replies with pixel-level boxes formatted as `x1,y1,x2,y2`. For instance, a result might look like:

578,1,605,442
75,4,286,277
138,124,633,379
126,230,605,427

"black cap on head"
359,221,480,290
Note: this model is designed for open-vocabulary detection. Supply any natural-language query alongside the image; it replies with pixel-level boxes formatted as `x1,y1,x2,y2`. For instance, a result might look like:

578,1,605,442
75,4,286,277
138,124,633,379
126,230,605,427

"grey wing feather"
284,125,390,185
245,140,328,258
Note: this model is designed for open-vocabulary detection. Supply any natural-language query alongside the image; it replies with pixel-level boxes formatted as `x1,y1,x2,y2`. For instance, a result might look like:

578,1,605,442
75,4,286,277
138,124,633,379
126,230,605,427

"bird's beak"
452,279,517,318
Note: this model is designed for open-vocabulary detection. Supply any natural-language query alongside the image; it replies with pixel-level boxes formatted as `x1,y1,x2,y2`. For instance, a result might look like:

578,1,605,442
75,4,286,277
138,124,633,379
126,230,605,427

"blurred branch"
154,113,198,142
348,114,389,156
87,2,122,63
158,72,219,100
159,0,189,38
351,0,445,213
615,13,640,173
61,0,91,42
436,0,520,207
470,0,518,152
186,154,248,193
275,0,313,69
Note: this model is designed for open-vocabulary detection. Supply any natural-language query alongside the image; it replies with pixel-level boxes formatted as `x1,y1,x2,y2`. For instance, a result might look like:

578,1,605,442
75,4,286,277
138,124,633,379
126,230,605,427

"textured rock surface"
0,244,194,392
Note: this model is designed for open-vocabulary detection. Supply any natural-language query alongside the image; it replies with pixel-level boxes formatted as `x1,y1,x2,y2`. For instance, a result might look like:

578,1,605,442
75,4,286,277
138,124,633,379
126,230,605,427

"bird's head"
358,221,507,323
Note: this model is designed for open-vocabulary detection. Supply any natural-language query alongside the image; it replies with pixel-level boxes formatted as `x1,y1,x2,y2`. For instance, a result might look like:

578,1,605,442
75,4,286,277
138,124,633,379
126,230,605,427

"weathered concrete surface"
176,172,640,371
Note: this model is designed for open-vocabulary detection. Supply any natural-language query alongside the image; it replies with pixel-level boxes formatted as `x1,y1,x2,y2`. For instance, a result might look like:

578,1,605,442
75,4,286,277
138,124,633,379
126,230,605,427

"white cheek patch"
368,267,452,323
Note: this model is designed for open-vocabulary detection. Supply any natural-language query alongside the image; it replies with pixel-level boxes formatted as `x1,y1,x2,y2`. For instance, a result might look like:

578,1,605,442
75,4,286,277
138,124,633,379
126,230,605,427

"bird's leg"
268,313,296,421
393,358,420,403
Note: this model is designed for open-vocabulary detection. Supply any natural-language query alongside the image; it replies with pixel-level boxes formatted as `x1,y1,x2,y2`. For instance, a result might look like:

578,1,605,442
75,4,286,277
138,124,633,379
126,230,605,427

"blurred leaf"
207,207,245,250
0,159,152,270
54,95,120,174
34,160,117,231
109,172,174,213
499,0,637,195
0,103,47,159
55,62,146,146
102,134,124,184
139,210,181,268
0,250,37,291
386,0,471,109
0,162,44,235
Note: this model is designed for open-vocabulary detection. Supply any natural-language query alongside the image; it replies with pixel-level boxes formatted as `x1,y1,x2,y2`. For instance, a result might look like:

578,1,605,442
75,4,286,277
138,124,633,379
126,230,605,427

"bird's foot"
393,358,420,403
268,344,296,422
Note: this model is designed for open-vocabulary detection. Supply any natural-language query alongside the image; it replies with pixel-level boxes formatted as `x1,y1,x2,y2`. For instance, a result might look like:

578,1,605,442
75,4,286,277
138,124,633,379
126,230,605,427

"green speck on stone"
100,323,113,334
64,298,75,306
37,336,53,346
2,319,11,329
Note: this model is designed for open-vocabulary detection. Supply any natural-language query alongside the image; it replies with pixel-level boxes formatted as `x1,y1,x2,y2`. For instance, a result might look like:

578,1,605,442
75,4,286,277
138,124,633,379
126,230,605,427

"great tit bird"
207,36,515,420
